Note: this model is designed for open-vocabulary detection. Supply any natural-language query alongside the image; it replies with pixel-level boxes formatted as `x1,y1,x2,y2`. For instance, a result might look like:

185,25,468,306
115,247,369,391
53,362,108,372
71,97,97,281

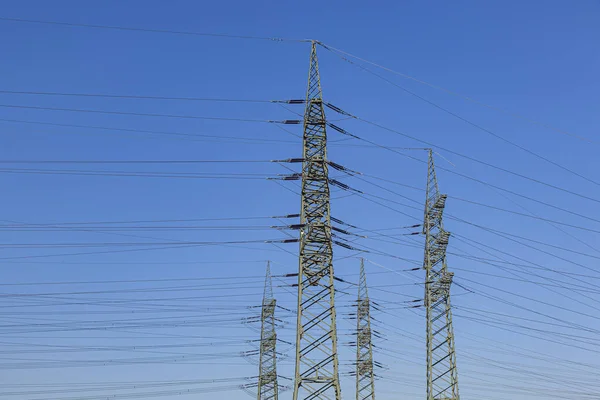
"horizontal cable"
0,103,297,124
0,159,273,164
0,89,289,103
0,117,298,144
0,16,310,42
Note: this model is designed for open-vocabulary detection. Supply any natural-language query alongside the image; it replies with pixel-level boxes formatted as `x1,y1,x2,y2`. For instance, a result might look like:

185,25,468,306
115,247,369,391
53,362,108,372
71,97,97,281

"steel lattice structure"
257,262,279,400
355,258,375,400
423,150,460,400
293,41,342,400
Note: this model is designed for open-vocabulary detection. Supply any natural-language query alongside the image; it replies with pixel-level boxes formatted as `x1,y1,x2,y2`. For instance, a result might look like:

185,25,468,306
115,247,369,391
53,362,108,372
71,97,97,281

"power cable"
326,106,600,210
0,16,310,42
318,42,595,144
0,104,296,124
0,89,283,103
0,117,297,144
0,215,283,226
353,165,600,233
352,115,600,204
328,48,600,187
0,168,277,180
0,238,298,249
0,159,274,164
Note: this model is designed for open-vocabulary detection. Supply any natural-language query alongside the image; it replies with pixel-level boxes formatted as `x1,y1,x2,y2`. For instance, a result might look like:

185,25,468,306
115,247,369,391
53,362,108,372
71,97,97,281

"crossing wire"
328,122,600,225
318,41,595,144
2,17,596,398
350,172,600,234
342,114,600,205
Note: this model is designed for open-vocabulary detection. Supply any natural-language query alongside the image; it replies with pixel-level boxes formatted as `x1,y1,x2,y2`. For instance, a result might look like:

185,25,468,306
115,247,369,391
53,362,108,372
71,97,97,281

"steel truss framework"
355,258,375,400
257,262,279,400
423,150,460,400
293,41,342,400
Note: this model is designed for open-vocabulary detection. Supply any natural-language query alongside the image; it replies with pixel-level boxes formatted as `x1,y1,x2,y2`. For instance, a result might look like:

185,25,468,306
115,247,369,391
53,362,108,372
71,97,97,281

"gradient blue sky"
1,1,599,399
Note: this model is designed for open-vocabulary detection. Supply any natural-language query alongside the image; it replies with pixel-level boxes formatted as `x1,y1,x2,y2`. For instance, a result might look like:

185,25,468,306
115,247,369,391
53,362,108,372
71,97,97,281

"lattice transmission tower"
293,41,342,400
423,150,460,400
355,258,376,400
257,261,279,400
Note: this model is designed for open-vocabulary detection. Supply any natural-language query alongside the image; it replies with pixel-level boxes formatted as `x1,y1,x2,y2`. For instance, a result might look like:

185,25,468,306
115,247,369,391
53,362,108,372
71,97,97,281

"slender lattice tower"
293,41,342,400
356,258,376,400
257,262,279,400
423,150,460,400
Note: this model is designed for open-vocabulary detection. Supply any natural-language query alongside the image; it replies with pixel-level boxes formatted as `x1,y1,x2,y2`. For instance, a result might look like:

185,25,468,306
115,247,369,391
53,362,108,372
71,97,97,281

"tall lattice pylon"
355,258,375,400
423,150,460,400
257,261,279,400
293,41,342,400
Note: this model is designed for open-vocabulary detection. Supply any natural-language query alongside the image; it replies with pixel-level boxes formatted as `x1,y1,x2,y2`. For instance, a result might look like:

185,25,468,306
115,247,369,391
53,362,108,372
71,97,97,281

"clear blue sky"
1,1,599,399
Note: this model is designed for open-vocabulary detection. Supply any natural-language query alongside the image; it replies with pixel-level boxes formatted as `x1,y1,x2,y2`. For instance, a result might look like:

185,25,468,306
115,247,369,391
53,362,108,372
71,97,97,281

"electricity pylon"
293,41,342,400
423,150,460,400
356,258,375,400
257,261,279,400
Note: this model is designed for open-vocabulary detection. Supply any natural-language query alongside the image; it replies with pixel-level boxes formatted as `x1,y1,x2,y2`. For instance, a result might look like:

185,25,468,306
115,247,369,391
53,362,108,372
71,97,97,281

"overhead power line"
0,89,294,103
0,104,296,124
324,106,600,216
0,238,299,249
3,20,597,397
0,240,292,261
0,274,270,286
353,171,600,233
0,117,298,144
346,179,600,286
321,47,600,189
352,116,600,204
0,16,310,42
319,42,595,145
0,159,274,164
0,215,280,226
0,168,274,180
